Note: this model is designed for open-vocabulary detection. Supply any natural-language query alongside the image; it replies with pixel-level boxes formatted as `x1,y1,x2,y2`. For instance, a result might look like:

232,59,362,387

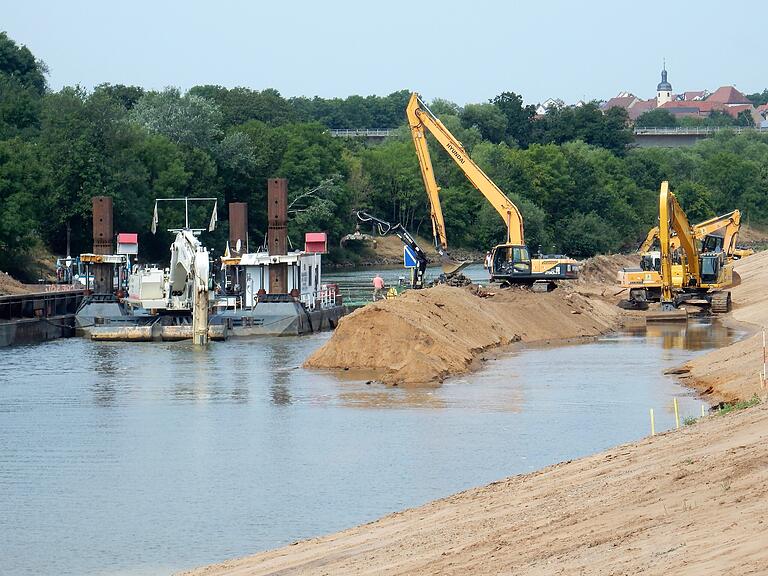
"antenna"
151,197,218,234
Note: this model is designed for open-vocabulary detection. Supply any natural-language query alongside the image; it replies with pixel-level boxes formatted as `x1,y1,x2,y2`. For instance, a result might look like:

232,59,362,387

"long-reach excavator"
647,181,735,321
351,211,429,288
406,93,578,290
619,208,743,308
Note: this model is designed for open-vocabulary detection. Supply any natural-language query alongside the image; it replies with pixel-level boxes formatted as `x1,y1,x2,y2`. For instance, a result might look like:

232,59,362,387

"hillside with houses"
537,66,767,127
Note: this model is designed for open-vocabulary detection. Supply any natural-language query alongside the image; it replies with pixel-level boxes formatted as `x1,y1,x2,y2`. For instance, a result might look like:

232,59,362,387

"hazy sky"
3,0,763,105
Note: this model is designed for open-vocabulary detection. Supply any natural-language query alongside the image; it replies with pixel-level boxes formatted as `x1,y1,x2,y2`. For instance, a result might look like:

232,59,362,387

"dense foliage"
1,32,767,277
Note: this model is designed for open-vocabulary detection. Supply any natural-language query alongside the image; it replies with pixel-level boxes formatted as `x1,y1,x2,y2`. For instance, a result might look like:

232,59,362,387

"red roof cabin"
117,233,138,255
305,232,327,254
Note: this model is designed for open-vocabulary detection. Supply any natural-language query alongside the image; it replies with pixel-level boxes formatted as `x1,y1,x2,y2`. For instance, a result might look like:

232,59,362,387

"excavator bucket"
441,258,471,275
646,306,688,323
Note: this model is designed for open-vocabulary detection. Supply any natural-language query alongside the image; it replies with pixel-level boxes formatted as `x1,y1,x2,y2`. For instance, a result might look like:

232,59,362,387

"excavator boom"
406,93,524,248
354,211,430,288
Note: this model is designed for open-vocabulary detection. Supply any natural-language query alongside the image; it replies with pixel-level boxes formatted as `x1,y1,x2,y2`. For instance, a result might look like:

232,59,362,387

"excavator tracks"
710,291,732,314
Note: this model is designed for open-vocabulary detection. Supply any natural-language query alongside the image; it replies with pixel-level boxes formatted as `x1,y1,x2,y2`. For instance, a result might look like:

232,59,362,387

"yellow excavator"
618,208,744,308
647,181,735,321
406,93,578,290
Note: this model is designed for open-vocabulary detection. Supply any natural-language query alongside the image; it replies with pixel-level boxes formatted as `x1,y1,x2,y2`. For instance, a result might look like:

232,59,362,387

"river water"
0,313,740,575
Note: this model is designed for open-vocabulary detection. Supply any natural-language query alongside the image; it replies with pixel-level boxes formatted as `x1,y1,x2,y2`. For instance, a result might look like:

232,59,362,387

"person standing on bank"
372,273,385,301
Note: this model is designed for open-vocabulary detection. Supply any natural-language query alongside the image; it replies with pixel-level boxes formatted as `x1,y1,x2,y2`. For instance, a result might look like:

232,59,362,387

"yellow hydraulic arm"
638,226,660,253
696,210,741,255
640,210,741,255
659,181,700,305
406,93,524,251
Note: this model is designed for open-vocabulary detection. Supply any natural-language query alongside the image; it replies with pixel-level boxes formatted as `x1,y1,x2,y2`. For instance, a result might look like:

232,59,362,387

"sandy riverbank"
182,402,768,576
183,252,768,576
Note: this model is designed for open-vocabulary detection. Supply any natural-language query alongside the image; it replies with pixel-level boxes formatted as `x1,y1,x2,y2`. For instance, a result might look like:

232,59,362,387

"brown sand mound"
0,271,32,296
576,253,637,286
304,283,622,385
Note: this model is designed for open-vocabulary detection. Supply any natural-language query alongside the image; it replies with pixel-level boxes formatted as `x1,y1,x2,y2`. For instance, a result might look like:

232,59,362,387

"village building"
602,65,760,124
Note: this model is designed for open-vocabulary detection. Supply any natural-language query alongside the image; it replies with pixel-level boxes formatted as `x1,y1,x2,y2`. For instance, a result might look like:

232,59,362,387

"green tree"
674,181,716,222
0,31,47,95
0,74,41,138
0,138,47,271
460,103,508,143
491,91,536,146
130,88,223,150
94,83,145,109
560,212,619,256
735,109,755,127
746,89,768,107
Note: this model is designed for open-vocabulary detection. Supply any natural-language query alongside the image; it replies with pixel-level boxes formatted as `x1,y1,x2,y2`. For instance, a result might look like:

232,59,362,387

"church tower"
656,62,673,107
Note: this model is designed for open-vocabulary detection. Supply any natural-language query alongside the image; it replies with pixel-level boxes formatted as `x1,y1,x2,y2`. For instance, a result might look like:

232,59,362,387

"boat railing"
300,285,338,310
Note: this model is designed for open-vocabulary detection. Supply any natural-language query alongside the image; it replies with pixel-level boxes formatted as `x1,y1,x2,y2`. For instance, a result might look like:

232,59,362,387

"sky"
2,0,763,106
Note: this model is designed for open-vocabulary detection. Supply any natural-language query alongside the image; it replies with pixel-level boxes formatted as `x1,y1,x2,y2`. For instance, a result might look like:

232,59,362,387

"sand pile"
0,271,32,296
305,283,622,384
576,253,637,286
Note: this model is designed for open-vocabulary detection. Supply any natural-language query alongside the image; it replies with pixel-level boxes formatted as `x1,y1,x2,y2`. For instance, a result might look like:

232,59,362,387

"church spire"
656,60,673,106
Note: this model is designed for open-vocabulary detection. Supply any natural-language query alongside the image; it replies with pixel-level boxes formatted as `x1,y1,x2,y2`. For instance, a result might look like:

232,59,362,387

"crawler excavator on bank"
406,93,578,291
647,181,735,322
618,208,744,309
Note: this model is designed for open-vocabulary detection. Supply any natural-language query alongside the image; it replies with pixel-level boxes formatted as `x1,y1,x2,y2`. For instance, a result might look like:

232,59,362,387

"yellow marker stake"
674,398,680,429
650,408,655,436
701,404,706,418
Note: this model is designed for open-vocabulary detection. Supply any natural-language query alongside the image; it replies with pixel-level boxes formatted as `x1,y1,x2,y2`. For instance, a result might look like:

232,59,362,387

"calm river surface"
0,316,741,575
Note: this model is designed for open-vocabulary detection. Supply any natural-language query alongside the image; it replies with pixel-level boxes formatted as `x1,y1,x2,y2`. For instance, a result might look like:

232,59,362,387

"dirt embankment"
305,257,630,384
182,402,768,576
679,250,768,402
0,271,33,296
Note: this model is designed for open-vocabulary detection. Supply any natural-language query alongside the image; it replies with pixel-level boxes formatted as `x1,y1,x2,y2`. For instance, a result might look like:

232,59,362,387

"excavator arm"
658,181,699,308
641,210,742,255
638,226,660,253
696,210,741,255
355,211,429,288
406,93,524,249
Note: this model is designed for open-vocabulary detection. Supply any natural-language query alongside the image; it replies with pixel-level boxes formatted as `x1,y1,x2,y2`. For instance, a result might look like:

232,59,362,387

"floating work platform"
213,294,347,337
0,289,85,347
74,293,346,342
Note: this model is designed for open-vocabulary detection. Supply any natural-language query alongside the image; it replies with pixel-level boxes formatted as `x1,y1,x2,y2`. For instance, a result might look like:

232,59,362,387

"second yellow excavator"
406,93,578,290
618,208,744,308
647,181,735,321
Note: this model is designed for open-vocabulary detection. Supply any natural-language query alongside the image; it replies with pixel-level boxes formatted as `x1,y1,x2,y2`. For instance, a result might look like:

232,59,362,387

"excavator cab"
640,251,661,272
492,244,532,276
699,253,724,284
701,234,724,254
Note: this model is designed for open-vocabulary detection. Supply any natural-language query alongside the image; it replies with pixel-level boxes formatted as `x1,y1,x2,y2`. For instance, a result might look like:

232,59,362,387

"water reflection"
625,317,734,350
336,387,447,410
89,344,118,407
268,339,295,406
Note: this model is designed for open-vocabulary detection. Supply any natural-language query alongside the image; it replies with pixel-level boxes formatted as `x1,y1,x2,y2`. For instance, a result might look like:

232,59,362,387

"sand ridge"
305,255,636,385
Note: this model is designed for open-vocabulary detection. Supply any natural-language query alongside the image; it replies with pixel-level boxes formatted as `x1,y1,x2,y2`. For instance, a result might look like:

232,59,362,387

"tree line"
1,31,767,278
